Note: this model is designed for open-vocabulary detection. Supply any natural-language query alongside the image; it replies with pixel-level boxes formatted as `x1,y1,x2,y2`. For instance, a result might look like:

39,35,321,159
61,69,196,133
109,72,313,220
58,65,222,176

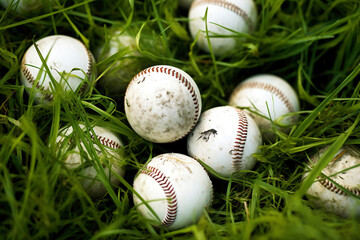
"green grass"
1,0,360,239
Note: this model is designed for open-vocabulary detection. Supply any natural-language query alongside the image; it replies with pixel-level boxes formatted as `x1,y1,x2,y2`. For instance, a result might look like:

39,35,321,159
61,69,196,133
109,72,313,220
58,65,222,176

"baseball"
187,106,262,177
124,65,202,143
95,30,144,97
56,124,125,199
229,74,300,141
188,0,257,55
133,153,213,230
303,146,360,218
20,35,96,104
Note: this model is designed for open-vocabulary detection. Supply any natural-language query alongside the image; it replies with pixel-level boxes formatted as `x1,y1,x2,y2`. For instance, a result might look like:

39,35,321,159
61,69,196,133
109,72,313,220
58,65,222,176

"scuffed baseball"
133,153,213,230
124,65,202,143
20,35,96,104
56,124,125,199
303,146,360,218
187,106,262,177
188,0,257,55
229,74,300,140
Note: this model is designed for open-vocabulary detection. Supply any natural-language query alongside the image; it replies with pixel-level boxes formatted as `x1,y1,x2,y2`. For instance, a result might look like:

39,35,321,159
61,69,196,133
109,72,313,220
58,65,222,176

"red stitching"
238,81,294,113
141,166,178,227
91,134,121,149
191,0,255,31
232,109,248,171
318,178,360,196
315,150,360,197
22,66,54,101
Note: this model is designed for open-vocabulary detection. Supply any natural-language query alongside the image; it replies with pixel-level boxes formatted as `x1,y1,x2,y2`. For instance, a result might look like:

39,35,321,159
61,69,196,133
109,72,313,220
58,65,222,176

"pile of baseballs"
123,62,304,228
15,0,358,232
18,32,302,232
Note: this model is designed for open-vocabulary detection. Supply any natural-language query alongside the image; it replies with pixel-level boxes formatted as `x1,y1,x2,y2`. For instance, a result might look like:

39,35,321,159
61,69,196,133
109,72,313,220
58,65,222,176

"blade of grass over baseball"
296,113,360,197
81,100,137,139
150,0,170,56
203,7,224,97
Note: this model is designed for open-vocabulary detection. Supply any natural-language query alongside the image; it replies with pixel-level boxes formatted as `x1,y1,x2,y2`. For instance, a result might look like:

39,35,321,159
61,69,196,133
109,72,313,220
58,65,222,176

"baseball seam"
141,166,178,227
316,150,360,197
22,65,54,101
191,0,254,31
238,81,295,113
132,66,200,138
90,134,121,149
232,109,248,172
318,177,360,197
21,39,93,102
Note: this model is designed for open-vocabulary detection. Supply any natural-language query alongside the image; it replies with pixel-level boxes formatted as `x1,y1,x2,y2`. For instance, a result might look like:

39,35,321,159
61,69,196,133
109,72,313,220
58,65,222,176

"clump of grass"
1,0,360,239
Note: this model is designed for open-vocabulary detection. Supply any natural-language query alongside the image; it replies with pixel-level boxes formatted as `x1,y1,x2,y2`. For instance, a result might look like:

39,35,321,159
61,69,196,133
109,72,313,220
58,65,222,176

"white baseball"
56,124,125,198
133,153,213,230
95,30,143,97
229,74,300,140
187,106,262,177
124,65,202,143
303,146,360,218
188,0,257,55
20,35,96,104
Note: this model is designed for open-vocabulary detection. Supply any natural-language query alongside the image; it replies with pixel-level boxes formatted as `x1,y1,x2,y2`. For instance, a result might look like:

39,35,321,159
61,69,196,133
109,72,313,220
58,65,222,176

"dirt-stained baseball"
188,0,257,55
124,65,202,143
133,153,213,230
56,124,125,199
229,74,300,141
303,146,360,218
187,106,262,177
20,35,96,104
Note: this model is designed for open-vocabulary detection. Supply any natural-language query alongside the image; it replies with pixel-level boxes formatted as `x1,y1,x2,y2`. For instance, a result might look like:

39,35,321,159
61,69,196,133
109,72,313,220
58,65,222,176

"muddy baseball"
124,65,202,143
303,146,360,218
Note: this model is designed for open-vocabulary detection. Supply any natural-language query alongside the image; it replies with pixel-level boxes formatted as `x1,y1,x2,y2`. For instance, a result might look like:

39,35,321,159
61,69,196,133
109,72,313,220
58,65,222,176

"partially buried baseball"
95,29,144,97
124,65,202,143
133,153,213,230
229,74,300,141
303,146,360,218
56,124,125,199
20,35,96,104
188,0,257,55
187,106,262,177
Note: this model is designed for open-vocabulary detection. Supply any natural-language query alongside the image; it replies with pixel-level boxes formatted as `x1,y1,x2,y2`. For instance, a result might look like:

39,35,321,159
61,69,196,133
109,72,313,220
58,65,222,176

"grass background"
0,0,360,239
